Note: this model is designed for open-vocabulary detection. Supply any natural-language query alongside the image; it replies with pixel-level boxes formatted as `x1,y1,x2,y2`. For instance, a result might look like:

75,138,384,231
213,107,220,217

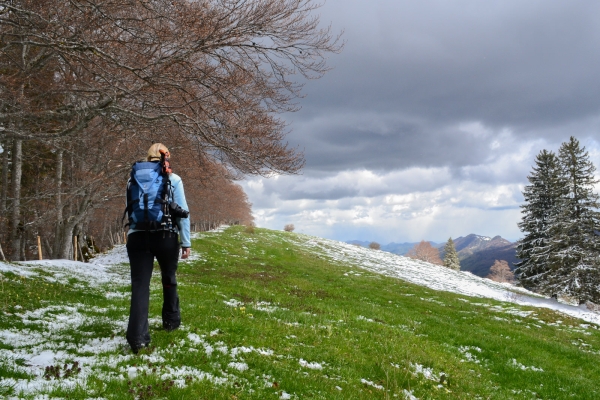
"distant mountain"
347,234,518,278
449,234,518,277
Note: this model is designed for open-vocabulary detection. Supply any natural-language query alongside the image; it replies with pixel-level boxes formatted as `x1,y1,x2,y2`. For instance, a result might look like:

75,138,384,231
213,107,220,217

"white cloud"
243,128,600,244
242,168,526,243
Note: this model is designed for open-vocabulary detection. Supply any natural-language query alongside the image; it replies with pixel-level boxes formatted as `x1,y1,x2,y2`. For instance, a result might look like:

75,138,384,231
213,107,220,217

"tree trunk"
0,138,10,214
9,139,22,261
20,227,27,261
52,149,63,258
53,190,92,259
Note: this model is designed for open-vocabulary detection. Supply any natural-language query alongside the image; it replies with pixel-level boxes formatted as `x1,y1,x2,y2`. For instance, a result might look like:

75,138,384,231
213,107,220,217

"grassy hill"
1,226,600,399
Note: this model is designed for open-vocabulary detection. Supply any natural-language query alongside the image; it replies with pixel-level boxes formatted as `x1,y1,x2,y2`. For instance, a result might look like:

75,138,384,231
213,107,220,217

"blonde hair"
147,143,169,161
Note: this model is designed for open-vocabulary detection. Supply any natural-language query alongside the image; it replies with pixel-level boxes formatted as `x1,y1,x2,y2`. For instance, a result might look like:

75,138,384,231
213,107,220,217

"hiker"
124,143,191,353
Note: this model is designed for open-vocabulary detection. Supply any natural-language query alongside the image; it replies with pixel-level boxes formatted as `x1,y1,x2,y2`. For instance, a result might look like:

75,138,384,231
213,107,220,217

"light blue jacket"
127,172,191,248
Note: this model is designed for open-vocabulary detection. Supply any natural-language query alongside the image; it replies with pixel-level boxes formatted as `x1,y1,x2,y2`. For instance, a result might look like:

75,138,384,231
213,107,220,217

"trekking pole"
37,236,42,260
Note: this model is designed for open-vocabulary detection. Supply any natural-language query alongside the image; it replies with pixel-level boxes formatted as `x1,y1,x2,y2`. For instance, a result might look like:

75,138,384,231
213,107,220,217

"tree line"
516,136,600,304
0,0,340,260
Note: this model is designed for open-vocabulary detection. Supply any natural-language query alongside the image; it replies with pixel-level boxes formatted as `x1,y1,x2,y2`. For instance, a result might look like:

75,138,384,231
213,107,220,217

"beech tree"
0,0,340,171
487,260,514,283
368,241,380,250
0,0,341,260
407,240,443,265
284,224,295,232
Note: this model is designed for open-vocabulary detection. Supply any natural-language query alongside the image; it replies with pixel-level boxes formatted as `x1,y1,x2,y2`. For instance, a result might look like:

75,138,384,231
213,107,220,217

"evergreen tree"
515,150,564,290
537,137,600,302
443,237,461,271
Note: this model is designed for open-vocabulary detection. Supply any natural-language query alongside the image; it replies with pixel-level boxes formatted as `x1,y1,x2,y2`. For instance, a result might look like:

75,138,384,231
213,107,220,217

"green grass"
1,226,599,399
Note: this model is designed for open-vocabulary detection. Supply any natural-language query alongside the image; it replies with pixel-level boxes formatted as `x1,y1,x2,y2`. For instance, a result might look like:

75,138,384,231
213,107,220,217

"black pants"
126,231,181,348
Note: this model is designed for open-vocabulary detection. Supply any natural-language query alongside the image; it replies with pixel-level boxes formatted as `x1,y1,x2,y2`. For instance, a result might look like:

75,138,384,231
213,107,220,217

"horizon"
346,232,517,246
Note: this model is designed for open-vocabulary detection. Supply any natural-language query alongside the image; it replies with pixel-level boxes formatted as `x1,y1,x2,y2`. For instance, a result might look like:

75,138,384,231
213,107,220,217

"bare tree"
0,0,341,173
487,260,515,283
284,224,295,232
0,0,341,260
407,240,443,265
368,242,380,250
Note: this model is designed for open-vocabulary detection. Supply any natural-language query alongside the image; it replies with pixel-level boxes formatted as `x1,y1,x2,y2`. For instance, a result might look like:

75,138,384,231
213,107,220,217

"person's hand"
181,247,191,259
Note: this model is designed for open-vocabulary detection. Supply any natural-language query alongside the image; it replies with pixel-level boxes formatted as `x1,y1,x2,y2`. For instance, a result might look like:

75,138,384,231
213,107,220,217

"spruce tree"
443,237,461,271
515,150,564,290
538,137,600,303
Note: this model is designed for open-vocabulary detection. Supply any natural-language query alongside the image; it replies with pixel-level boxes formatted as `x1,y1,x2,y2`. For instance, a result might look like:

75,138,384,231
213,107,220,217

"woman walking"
124,143,191,353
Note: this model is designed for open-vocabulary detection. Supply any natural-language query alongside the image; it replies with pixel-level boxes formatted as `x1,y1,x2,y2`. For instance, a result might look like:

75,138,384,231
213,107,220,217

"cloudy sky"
241,0,600,244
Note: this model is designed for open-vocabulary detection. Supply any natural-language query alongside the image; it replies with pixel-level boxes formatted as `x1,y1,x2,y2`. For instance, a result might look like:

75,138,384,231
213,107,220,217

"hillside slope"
352,234,519,277
1,227,599,399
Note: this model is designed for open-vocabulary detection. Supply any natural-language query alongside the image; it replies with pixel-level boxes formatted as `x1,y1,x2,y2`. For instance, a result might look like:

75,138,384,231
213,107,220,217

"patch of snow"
231,346,254,358
228,362,249,372
224,299,244,307
89,244,129,266
458,346,482,364
210,225,230,233
360,378,384,390
508,359,544,372
253,301,287,313
298,359,324,370
410,363,441,381
357,315,375,323
6,258,128,288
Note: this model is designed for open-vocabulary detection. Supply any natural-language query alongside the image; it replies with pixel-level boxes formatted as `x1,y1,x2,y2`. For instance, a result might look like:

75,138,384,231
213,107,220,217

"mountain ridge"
347,233,518,277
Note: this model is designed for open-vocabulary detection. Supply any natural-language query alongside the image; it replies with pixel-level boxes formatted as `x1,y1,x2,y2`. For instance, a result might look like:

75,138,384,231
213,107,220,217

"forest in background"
0,135,255,260
0,0,341,261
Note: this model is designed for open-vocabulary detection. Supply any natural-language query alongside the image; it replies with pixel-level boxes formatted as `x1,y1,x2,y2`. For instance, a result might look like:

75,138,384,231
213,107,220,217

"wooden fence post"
37,236,42,260
73,236,78,261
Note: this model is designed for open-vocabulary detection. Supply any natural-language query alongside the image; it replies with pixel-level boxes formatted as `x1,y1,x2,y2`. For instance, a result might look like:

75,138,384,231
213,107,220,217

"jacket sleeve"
171,174,191,247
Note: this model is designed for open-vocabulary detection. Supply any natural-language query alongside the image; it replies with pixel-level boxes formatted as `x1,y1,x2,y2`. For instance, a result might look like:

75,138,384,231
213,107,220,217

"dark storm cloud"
287,112,503,172
283,0,600,173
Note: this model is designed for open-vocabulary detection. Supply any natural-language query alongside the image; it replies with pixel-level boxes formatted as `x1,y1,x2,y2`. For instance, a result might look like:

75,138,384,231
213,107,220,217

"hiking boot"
130,341,150,354
163,322,180,332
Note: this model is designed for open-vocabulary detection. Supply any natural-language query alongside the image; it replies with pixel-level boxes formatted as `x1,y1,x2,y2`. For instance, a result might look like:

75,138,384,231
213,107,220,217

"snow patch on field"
89,244,130,266
508,358,544,372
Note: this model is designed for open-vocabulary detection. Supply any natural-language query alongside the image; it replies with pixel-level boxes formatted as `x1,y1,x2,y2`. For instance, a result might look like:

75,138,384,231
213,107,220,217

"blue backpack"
125,161,173,231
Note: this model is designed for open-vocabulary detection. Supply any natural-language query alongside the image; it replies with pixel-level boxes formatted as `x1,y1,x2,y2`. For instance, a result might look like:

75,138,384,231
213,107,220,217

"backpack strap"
122,178,136,227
